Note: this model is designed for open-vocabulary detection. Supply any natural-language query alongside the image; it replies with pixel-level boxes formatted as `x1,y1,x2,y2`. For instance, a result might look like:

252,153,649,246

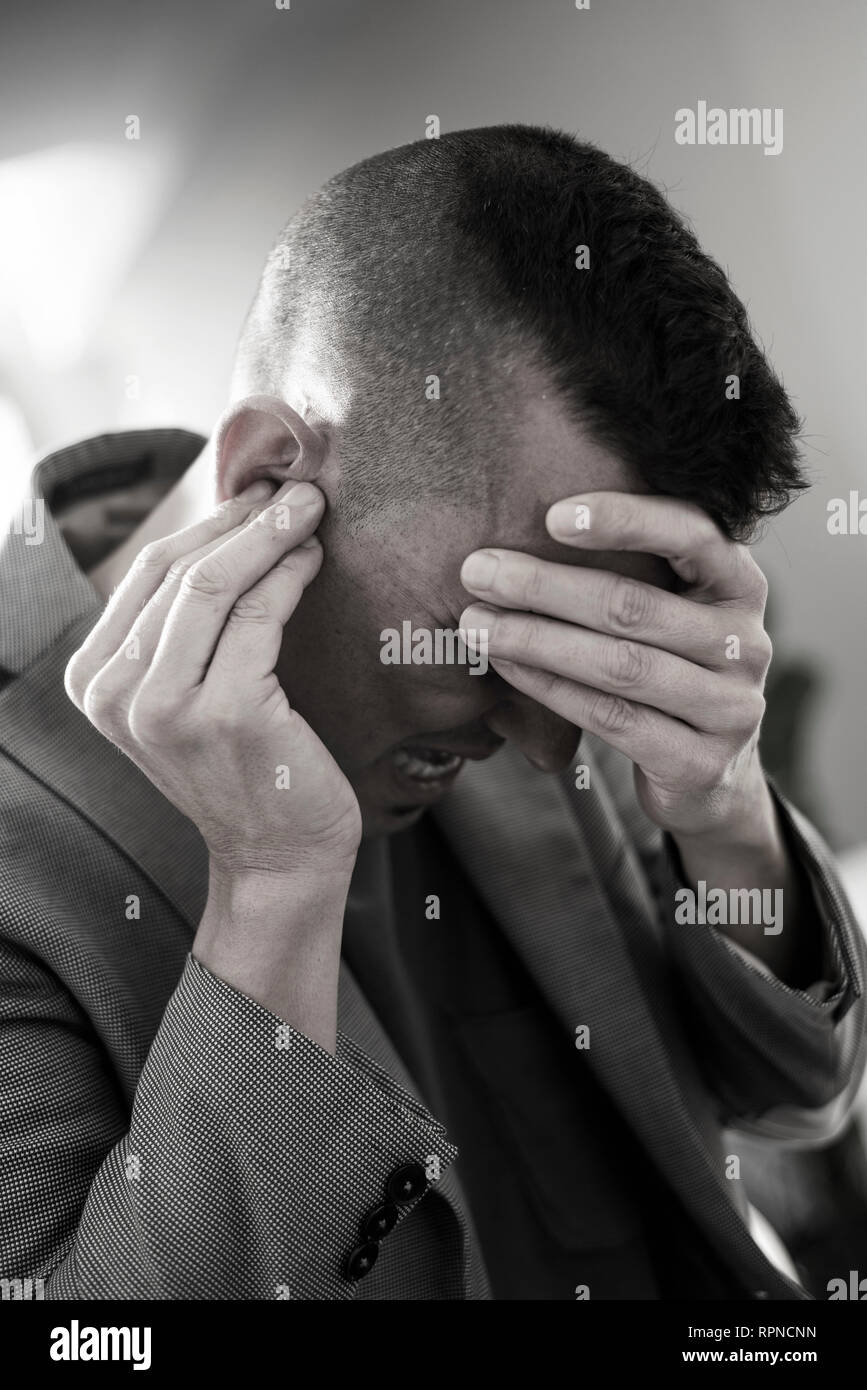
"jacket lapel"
0,611,210,928
432,740,806,1298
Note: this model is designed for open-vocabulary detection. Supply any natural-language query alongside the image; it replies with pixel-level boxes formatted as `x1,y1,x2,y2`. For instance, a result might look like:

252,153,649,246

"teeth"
391,748,464,781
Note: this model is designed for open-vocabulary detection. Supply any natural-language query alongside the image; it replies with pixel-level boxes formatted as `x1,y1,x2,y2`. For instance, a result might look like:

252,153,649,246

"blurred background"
1,0,865,1292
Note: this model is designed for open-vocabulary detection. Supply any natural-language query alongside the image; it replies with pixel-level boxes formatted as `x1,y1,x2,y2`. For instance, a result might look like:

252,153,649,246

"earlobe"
214,393,327,503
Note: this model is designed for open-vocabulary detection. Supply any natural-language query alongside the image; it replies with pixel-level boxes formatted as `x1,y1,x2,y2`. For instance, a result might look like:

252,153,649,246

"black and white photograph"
1,0,865,1362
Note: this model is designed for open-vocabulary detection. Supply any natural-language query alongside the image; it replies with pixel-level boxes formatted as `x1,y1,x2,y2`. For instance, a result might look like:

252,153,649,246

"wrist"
206,855,357,908
192,858,353,1051
673,764,778,856
671,783,791,895
194,857,354,969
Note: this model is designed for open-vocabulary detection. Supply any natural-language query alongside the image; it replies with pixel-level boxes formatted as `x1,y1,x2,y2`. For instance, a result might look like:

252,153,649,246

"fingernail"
547,499,590,536
238,479,273,502
460,603,498,635
284,481,321,508
461,550,499,590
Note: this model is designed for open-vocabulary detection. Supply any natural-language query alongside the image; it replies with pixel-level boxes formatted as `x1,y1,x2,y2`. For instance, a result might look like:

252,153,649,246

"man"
1,125,863,1301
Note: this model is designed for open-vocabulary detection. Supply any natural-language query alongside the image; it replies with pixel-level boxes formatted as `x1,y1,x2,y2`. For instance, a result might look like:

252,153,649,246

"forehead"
346,391,674,619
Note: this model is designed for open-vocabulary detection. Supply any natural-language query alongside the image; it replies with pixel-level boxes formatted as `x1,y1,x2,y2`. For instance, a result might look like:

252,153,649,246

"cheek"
276,626,384,760
271,593,420,764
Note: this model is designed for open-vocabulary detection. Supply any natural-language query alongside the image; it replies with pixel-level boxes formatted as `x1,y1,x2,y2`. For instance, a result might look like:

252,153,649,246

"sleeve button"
386,1161,428,1205
361,1201,399,1241
344,1241,380,1281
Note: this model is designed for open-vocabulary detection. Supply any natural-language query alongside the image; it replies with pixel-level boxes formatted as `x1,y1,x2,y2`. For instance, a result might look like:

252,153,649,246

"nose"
482,684,580,773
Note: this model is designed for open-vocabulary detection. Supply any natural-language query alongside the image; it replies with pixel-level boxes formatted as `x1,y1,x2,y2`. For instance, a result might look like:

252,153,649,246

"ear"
214,394,327,504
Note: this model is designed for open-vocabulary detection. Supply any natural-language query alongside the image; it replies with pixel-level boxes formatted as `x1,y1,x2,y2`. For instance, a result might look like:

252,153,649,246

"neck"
87,441,215,599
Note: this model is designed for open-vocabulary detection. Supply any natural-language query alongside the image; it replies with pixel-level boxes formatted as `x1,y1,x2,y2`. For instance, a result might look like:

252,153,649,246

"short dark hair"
235,124,806,540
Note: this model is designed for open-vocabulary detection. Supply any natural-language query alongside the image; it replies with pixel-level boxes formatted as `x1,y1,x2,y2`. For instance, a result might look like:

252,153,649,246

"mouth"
385,739,503,803
390,747,465,781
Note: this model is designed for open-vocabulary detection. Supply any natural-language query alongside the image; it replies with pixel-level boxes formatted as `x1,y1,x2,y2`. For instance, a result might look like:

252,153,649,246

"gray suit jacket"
1,429,864,1300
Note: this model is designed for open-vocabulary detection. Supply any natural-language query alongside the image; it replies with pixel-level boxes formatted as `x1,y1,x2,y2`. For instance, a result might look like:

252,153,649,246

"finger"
65,479,273,707
460,548,734,667
206,537,323,685
545,492,767,607
461,603,757,732
80,519,253,736
144,484,324,694
488,655,713,786
114,482,323,677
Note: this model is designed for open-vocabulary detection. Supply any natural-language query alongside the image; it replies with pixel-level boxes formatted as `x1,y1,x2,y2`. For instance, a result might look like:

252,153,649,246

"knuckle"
166,556,192,583
589,690,634,735
716,688,765,736
746,688,767,729
752,563,769,603
208,496,240,522
756,631,773,671
684,505,718,548
136,538,174,573
64,653,87,706
735,544,767,597
126,695,162,744
82,679,120,730
743,631,772,674
604,578,653,634
536,667,563,702
506,616,536,660
515,559,546,609
229,592,273,623
182,555,231,598
604,638,650,690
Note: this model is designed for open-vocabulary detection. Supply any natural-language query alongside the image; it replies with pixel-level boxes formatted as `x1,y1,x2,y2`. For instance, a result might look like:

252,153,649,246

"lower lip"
386,755,466,803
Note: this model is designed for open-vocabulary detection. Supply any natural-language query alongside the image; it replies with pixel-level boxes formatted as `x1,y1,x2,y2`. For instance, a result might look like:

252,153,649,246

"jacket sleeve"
656,784,867,1144
0,942,457,1299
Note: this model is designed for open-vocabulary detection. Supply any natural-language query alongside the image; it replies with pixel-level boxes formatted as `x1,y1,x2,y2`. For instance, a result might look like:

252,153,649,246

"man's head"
217,124,806,835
